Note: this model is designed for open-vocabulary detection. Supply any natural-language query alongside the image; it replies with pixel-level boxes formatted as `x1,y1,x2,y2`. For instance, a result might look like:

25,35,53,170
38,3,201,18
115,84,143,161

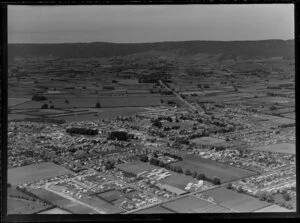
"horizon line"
8,38,295,45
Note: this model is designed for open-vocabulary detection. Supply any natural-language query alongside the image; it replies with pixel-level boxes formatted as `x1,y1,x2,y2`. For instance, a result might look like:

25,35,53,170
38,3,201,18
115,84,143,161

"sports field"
8,162,73,185
159,172,199,191
202,187,270,212
247,143,295,154
116,161,157,175
161,196,230,213
174,155,257,183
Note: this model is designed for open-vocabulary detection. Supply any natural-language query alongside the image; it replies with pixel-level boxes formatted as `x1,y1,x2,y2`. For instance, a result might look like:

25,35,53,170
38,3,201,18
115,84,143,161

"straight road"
158,80,202,114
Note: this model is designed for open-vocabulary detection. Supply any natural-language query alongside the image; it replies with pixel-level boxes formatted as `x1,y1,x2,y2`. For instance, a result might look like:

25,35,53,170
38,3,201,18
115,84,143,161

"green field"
247,143,295,154
202,187,270,212
116,161,157,175
8,97,31,107
161,196,229,213
159,172,199,191
8,162,73,185
133,205,175,214
174,155,257,183
28,188,74,207
38,208,72,214
190,137,225,145
254,205,291,212
7,186,53,214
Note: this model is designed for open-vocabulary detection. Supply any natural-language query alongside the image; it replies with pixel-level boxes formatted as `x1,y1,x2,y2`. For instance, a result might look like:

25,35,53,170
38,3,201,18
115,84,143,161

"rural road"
44,182,107,214
158,80,202,114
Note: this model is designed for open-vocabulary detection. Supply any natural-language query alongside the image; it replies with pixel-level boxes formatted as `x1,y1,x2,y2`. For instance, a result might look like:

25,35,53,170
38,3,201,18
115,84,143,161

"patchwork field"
201,187,270,212
190,137,225,145
116,161,157,175
174,155,257,183
8,162,73,185
7,186,53,215
38,208,72,214
247,143,295,154
159,173,199,191
8,97,31,107
161,195,230,213
254,205,291,212
133,205,175,214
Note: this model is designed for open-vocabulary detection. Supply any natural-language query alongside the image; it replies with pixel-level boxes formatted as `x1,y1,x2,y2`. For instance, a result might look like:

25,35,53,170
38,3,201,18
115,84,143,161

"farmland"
161,195,230,213
133,205,175,214
173,155,257,183
8,162,73,185
7,186,53,215
38,208,72,214
246,143,295,154
116,161,158,176
190,137,225,145
7,38,295,214
255,205,293,212
200,187,271,212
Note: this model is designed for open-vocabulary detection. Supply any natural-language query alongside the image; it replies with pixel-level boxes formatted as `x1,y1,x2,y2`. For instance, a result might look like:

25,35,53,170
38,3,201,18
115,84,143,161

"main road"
158,80,203,114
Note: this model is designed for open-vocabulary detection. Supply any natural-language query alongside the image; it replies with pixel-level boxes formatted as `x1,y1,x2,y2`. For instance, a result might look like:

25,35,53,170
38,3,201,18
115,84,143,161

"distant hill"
8,39,294,61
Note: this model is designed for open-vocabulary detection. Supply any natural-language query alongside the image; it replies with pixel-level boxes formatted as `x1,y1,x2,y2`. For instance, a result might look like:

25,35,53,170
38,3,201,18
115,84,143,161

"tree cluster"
107,131,130,141
66,127,98,135
32,95,47,101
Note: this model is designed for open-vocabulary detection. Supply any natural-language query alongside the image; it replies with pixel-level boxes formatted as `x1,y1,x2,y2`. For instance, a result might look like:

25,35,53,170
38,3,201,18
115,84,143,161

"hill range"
8,39,294,62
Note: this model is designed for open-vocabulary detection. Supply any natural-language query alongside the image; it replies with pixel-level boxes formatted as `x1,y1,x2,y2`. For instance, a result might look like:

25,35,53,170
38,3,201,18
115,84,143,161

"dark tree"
226,183,232,190
282,192,291,201
192,171,198,178
41,103,48,109
107,131,129,141
50,105,55,109
197,173,206,180
152,119,162,128
212,177,221,185
140,155,149,162
96,102,101,108
185,169,191,176
32,95,47,101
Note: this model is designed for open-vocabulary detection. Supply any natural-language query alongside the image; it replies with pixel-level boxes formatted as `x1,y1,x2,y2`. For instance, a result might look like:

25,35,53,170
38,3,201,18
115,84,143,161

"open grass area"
116,161,157,176
247,143,295,154
8,162,73,185
174,155,257,183
161,195,230,213
7,186,53,215
8,97,31,107
254,205,291,212
28,188,74,207
133,205,176,214
159,173,199,191
38,207,72,214
190,137,225,145
202,187,270,212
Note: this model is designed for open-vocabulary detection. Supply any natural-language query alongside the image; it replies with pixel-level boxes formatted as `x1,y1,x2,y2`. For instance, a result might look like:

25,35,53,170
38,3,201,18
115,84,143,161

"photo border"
0,0,299,222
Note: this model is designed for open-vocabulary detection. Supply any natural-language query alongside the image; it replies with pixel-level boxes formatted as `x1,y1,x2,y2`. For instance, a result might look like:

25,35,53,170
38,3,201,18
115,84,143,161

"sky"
8,4,294,44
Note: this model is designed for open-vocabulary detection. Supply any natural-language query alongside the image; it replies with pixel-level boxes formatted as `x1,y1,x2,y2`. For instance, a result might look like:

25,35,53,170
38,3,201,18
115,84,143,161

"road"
44,182,107,214
158,80,202,114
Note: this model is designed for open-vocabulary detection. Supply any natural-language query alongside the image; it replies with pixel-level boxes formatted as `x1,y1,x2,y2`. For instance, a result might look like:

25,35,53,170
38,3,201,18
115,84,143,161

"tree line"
66,127,98,135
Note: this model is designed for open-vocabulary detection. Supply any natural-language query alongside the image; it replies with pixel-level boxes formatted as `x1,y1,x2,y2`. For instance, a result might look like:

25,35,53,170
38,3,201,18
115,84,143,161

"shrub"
32,95,47,101
96,102,101,108
41,103,48,109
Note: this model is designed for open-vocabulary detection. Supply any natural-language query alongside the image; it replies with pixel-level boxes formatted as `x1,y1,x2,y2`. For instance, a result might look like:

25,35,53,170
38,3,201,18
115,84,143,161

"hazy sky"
8,4,294,43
